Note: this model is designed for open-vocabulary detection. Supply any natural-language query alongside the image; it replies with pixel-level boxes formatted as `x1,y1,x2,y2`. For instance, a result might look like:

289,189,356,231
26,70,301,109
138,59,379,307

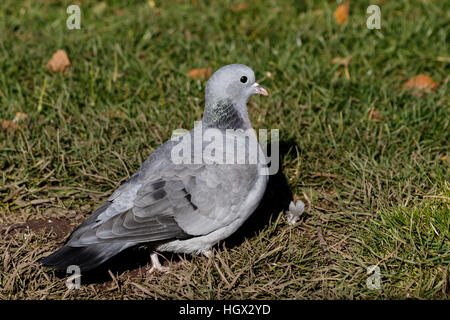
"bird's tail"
39,243,129,272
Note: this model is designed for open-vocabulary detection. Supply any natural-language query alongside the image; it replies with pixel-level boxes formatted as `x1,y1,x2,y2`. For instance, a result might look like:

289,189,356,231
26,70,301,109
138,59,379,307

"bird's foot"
149,253,170,273
201,249,212,258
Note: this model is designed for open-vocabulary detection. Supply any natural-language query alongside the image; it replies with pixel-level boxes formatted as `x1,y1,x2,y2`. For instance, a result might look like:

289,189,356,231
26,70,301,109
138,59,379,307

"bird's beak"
252,82,269,96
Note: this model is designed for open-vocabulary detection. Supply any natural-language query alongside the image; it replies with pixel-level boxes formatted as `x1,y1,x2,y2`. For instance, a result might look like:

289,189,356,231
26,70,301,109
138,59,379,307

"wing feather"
67,130,260,247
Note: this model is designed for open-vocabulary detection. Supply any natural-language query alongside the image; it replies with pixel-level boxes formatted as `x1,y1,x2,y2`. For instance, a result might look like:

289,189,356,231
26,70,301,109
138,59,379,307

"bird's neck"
202,98,251,130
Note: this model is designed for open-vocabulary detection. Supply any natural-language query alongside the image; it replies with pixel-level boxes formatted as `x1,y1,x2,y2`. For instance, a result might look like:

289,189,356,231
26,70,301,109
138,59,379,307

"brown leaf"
187,67,212,80
332,56,351,66
1,120,20,130
93,2,107,15
13,112,28,122
404,74,438,93
436,57,450,62
231,3,249,12
368,109,383,121
334,2,349,25
46,50,71,73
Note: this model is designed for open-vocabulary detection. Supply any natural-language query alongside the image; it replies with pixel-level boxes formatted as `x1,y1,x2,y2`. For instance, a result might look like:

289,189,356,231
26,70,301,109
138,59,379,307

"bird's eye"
240,76,248,83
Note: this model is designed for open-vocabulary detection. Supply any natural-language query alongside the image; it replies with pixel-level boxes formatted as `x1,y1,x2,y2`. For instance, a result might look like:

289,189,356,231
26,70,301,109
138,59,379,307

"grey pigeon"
40,64,270,272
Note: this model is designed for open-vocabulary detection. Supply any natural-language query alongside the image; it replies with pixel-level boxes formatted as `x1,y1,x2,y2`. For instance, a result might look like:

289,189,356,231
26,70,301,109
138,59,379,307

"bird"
39,64,270,273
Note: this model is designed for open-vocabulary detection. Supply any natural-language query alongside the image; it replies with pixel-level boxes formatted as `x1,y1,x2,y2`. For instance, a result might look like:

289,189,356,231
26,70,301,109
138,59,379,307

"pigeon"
40,64,270,272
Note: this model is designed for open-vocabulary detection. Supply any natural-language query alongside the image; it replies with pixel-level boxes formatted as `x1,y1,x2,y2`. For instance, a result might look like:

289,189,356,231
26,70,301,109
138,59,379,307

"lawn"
0,0,448,299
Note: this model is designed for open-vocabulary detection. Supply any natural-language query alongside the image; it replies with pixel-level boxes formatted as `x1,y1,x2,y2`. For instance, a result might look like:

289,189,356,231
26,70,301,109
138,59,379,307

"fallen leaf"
187,67,212,80
436,57,450,62
404,74,438,94
13,112,28,122
231,3,249,12
148,0,156,8
368,109,383,121
1,120,20,130
334,2,349,25
46,50,71,73
93,2,107,15
332,56,352,65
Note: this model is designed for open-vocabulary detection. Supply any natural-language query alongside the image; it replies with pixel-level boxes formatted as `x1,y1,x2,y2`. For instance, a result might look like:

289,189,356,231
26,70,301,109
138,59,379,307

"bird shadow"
219,141,295,249
55,140,297,285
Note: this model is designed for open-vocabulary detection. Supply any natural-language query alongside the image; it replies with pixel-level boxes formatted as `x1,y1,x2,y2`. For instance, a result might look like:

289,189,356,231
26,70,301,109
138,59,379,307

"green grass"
0,0,449,299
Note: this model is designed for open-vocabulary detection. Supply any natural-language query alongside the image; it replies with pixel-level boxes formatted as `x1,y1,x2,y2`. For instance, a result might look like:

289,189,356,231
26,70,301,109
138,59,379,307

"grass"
0,0,449,299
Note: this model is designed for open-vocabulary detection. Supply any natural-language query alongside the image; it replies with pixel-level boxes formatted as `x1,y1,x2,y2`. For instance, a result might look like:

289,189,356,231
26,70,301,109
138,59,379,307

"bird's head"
203,64,268,129
205,64,268,107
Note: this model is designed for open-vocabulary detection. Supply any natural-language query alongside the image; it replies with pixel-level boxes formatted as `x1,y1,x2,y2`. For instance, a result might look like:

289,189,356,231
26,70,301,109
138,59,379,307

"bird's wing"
67,133,259,247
